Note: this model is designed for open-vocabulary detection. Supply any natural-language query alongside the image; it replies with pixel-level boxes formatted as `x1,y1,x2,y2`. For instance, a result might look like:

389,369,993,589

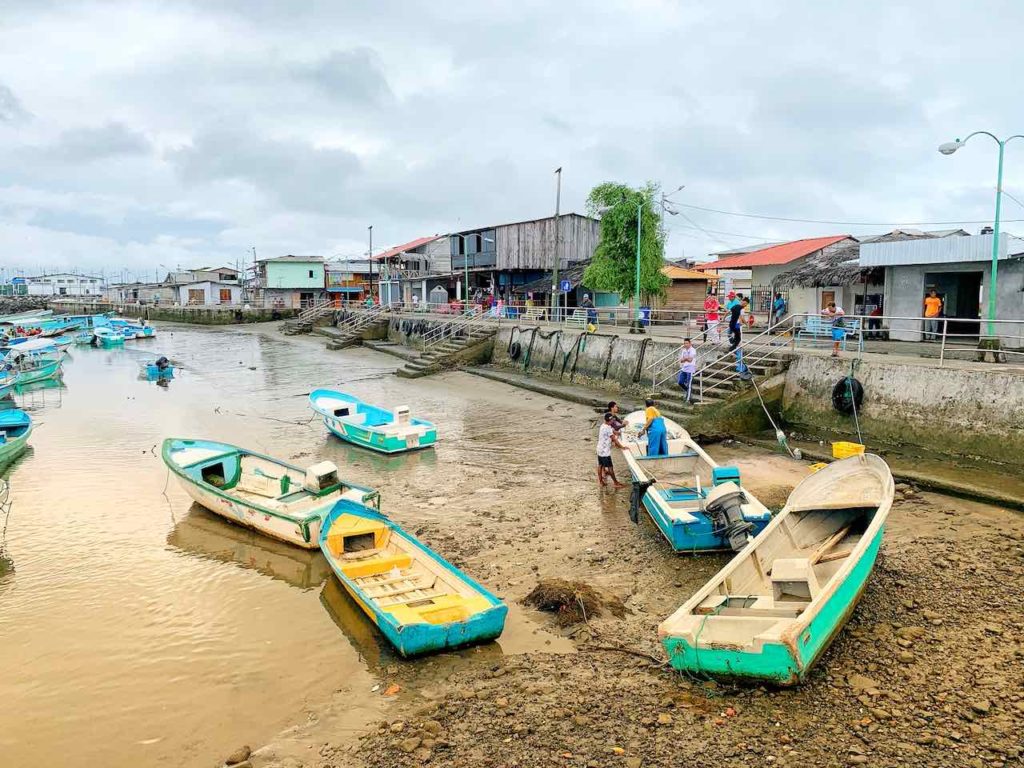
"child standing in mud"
597,412,626,488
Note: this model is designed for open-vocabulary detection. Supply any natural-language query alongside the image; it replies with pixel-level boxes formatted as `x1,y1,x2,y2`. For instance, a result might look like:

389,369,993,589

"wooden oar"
810,524,852,565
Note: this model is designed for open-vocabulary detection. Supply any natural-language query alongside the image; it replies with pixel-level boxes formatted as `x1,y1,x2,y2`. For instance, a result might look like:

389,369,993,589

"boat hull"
15,360,61,385
323,417,436,454
320,503,507,657
661,521,885,685
173,475,323,549
641,493,771,553
0,427,31,467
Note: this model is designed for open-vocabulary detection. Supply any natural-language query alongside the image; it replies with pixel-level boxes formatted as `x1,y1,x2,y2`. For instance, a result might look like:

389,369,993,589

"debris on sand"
522,578,626,626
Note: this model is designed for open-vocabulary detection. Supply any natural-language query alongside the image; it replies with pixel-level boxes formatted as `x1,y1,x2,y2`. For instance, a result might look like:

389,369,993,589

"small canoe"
0,409,32,467
309,389,437,454
658,454,894,685
320,500,507,656
619,411,772,552
162,438,380,549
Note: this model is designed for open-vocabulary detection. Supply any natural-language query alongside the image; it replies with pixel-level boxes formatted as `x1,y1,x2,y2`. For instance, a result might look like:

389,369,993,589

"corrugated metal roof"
859,233,1024,267
662,265,712,281
373,236,441,261
256,254,325,263
694,235,850,271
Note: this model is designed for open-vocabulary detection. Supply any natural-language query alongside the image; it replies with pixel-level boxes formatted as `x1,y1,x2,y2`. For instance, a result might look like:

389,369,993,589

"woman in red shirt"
703,291,721,344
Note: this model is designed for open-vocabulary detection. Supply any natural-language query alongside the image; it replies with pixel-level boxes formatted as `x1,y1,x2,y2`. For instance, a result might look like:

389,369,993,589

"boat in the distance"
658,453,894,685
162,438,380,549
619,411,772,553
320,500,507,656
93,327,125,347
0,409,32,467
309,389,437,454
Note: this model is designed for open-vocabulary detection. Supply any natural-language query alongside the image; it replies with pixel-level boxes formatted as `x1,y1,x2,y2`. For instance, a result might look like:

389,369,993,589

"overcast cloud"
1,0,1023,277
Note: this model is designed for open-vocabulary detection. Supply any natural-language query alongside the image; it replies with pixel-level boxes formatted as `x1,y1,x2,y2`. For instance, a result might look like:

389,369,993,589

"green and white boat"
0,409,32,468
309,389,437,454
162,438,380,549
658,454,894,685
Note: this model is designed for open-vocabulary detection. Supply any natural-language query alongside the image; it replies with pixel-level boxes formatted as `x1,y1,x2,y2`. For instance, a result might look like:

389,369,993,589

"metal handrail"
647,319,732,388
421,309,485,349
692,319,794,400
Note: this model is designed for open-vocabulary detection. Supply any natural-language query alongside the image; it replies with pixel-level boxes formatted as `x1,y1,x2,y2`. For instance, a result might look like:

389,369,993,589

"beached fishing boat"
73,331,94,345
4,354,62,386
162,438,380,549
319,500,507,656
619,411,772,553
139,357,174,379
658,454,894,685
0,409,32,467
309,389,437,454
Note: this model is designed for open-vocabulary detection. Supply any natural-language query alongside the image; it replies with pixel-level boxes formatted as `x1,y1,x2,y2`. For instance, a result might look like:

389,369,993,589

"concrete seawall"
782,355,1024,460
50,302,298,324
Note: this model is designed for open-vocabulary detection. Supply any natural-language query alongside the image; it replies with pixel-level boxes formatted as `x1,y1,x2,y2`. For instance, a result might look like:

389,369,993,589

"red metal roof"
373,236,441,261
694,235,850,271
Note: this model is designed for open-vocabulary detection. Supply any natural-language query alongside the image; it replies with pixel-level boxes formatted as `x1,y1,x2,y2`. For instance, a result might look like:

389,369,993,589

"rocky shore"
233,439,1023,768
0,296,48,316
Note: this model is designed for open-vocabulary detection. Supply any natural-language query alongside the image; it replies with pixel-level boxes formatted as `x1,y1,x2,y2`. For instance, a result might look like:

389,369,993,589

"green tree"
581,182,668,305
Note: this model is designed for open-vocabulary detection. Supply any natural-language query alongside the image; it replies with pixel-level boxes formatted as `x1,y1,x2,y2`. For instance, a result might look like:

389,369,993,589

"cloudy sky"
2,0,1023,279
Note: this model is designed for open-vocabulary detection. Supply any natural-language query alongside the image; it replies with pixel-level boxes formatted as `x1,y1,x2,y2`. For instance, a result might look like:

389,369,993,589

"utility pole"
368,225,374,303
550,167,562,321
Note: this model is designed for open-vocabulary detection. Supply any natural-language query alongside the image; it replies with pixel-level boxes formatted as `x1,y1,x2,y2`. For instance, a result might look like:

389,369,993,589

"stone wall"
48,302,298,325
782,354,1024,462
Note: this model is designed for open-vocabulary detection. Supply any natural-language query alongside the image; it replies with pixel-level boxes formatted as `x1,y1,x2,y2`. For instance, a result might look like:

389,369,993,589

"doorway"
923,271,983,337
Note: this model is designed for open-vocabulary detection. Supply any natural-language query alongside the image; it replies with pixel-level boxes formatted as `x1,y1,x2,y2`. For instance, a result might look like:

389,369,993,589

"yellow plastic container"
832,441,865,459
809,462,829,473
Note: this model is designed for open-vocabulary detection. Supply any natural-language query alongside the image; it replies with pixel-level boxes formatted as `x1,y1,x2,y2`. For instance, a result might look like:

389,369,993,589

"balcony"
451,252,498,270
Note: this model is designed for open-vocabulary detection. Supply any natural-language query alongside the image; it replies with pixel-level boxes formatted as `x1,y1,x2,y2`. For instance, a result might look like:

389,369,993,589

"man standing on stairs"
677,338,697,404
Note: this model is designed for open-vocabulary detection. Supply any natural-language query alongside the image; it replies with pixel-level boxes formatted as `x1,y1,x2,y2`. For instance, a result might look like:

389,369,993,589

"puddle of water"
0,328,567,768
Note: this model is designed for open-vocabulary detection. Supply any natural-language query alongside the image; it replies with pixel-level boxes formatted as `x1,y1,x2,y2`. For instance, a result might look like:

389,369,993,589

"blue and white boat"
0,409,32,467
620,411,772,553
659,454,894,685
93,327,125,347
309,389,437,454
320,500,507,657
139,356,174,379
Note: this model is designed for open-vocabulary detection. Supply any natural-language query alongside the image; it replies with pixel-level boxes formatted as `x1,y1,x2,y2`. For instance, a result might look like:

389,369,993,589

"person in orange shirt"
923,290,943,341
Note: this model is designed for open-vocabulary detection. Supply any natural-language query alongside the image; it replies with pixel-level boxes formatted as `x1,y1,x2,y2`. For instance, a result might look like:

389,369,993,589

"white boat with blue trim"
309,389,437,454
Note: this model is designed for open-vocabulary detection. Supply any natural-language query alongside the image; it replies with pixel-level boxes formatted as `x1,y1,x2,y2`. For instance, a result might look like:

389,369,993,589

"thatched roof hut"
773,229,968,288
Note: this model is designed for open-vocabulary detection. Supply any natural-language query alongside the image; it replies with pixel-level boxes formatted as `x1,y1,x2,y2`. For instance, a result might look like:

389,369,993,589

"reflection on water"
167,505,332,591
0,328,567,768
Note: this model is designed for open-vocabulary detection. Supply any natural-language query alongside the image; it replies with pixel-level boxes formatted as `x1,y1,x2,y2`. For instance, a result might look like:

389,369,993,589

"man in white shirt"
677,337,697,403
597,412,626,488
821,301,846,358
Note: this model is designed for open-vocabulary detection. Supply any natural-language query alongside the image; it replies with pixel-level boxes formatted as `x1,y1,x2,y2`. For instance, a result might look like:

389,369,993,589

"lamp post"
938,131,1024,339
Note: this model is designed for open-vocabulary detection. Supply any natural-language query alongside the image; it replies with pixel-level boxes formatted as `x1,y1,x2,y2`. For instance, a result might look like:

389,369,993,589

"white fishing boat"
619,411,772,552
162,438,381,549
658,454,894,684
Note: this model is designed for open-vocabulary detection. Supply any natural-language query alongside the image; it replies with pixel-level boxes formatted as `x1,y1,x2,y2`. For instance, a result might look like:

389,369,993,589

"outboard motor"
628,478,656,524
704,481,755,551
155,356,170,371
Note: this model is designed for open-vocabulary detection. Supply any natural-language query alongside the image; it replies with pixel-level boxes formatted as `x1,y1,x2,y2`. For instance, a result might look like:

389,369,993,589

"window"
219,288,232,303
308,269,314,278
59,287,67,295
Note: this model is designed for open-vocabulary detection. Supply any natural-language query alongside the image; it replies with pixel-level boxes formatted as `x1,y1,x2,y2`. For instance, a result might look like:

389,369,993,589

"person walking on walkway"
703,291,721,344
677,338,697,404
822,301,846,357
771,293,787,329
923,290,943,341
597,412,626,488
638,399,669,457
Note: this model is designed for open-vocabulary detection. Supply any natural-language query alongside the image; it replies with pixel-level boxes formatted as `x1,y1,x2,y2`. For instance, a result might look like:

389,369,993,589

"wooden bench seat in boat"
382,593,494,626
339,553,413,579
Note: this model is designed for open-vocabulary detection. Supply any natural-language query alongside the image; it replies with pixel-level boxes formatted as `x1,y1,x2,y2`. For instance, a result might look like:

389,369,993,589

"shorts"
597,455,613,468
831,328,845,342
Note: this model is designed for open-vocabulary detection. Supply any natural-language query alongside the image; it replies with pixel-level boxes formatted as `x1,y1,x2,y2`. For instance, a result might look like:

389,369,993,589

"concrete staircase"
280,300,335,335
310,307,390,349
395,328,496,378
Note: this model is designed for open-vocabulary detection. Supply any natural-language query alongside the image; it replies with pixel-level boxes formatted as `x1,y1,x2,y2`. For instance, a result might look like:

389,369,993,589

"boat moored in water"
619,411,772,553
319,500,507,656
658,453,894,685
309,389,437,454
162,438,380,549
0,409,32,467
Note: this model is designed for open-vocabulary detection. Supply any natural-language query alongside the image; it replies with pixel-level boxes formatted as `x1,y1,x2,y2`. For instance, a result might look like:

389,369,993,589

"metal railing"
420,309,490,349
786,312,1024,367
694,320,793,402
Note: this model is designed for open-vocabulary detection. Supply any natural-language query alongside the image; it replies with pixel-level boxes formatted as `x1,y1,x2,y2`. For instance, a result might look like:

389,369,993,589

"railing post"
939,318,948,367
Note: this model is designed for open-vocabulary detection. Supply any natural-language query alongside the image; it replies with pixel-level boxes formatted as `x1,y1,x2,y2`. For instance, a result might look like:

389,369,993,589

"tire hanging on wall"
509,341,522,360
832,376,864,414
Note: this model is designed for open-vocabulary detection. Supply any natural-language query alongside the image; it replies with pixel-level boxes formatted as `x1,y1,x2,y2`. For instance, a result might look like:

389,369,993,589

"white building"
175,281,242,306
26,273,106,297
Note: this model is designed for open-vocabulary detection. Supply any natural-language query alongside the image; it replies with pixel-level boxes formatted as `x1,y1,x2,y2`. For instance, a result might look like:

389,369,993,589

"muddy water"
0,326,570,768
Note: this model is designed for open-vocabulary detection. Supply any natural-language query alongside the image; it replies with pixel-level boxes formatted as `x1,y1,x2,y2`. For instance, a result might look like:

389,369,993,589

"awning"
326,286,364,293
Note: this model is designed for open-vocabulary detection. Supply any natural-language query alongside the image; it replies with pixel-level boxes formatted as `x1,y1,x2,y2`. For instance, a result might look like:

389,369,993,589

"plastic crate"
831,441,865,459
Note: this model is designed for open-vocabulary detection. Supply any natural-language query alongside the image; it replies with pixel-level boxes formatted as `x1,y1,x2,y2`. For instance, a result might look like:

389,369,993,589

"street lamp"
938,131,1024,339
598,194,648,334
451,233,494,310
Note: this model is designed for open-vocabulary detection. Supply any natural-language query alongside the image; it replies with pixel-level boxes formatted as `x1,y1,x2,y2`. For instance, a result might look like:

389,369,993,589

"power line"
666,222,774,241
671,202,1022,227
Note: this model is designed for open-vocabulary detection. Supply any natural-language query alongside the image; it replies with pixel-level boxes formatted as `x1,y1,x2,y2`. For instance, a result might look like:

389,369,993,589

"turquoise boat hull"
0,409,32,467
309,389,437,454
661,525,884,684
14,359,61,386
641,490,771,552
320,501,507,657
